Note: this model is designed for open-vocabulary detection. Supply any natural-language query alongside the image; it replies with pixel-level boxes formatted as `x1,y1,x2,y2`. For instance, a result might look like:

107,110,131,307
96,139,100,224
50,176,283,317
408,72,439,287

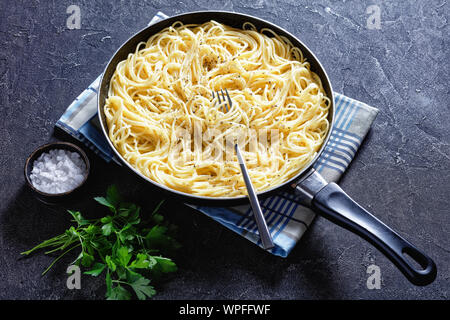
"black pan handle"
294,170,437,286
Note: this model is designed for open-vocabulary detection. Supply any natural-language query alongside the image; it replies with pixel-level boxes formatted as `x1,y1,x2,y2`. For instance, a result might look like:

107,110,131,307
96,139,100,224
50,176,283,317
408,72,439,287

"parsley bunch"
21,185,179,300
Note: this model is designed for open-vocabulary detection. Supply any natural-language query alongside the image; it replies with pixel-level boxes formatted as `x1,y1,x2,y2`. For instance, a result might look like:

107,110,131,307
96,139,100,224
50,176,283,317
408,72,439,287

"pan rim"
98,10,335,203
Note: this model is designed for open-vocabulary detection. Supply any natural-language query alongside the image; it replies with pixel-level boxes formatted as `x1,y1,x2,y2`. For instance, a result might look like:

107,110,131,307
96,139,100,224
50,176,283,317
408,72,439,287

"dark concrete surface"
0,0,449,300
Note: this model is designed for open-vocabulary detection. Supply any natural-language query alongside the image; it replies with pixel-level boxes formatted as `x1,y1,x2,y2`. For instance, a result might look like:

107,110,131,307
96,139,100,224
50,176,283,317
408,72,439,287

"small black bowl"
24,142,90,204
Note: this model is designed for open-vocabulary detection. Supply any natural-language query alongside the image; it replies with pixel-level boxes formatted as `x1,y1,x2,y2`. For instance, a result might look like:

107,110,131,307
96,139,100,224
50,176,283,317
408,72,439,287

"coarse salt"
29,149,87,194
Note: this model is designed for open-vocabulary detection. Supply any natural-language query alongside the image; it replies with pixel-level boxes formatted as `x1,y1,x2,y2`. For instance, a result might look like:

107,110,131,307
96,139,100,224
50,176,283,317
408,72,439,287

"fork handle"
235,144,274,250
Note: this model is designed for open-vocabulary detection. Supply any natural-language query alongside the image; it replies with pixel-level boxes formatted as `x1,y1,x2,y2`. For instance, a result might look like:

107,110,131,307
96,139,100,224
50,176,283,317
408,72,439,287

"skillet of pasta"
104,20,330,197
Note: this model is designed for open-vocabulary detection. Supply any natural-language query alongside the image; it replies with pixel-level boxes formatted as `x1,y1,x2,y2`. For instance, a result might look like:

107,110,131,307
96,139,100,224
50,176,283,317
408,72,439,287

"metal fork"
212,89,274,250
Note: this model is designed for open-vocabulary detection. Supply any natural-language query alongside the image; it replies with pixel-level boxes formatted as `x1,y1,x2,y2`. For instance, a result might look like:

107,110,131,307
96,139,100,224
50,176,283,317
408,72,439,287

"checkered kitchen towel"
56,12,378,257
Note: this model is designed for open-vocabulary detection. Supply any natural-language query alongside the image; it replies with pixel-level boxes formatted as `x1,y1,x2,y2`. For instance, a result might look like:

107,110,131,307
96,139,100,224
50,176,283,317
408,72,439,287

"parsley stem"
41,243,81,276
111,280,128,284
44,241,76,254
21,236,67,255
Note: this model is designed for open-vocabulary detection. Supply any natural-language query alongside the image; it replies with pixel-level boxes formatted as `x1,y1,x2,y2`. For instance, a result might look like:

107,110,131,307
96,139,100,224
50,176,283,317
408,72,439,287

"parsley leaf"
84,263,106,276
101,222,114,236
153,256,178,273
93,197,116,212
107,285,132,300
129,253,151,269
116,246,132,267
106,185,121,207
129,276,156,300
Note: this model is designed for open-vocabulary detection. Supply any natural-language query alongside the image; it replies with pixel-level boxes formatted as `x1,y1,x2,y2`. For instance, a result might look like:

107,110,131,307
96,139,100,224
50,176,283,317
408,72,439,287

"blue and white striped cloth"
56,12,378,257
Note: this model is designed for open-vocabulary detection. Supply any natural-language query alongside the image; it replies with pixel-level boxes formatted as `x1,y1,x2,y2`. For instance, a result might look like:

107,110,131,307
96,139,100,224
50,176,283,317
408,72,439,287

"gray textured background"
0,0,449,299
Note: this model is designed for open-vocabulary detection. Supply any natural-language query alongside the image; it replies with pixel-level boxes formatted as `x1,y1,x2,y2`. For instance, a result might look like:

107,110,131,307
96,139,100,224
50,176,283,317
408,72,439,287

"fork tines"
212,88,232,113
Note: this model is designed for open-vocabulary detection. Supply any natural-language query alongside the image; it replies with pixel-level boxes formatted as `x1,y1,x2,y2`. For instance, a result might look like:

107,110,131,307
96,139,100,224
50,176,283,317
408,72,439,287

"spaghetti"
104,21,330,197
